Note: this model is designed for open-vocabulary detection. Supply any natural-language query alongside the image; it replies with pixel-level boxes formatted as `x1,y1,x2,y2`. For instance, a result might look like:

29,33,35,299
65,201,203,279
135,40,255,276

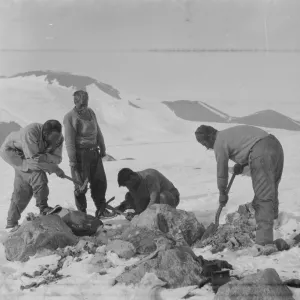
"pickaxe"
63,174,89,193
104,196,129,218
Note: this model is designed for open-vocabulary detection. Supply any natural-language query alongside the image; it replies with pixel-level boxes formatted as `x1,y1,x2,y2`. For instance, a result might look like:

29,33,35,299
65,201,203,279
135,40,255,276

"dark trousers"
249,134,284,246
72,148,107,213
7,169,49,227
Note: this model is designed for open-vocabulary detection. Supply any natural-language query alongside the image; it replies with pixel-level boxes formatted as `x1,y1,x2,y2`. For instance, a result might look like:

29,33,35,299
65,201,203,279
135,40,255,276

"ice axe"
62,174,89,193
104,196,130,218
200,173,236,241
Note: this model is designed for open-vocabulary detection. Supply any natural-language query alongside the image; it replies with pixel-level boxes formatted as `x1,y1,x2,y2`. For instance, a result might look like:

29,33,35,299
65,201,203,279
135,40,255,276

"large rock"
197,203,256,253
215,268,295,300
115,246,205,288
3,215,78,262
129,204,205,246
106,239,136,259
120,226,174,254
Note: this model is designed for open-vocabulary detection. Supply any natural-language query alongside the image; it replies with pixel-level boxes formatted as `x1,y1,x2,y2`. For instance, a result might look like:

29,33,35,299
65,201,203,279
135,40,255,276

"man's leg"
90,150,108,216
250,136,284,246
159,191,180,208
7,169,33,228
29,170,51,213
71,150,90,213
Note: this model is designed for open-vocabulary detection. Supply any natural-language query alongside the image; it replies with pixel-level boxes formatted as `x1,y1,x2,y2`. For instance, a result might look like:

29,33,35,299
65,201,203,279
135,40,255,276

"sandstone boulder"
115,246,204,288
197,203,256,253
106,239,136,259
3,215,78,262
215,268,294,300
129,204,205,246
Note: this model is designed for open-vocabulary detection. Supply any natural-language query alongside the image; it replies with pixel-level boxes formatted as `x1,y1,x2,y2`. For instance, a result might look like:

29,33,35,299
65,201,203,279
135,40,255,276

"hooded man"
115,168,180,219
0,120,65,231
195,124,284,247
63,90,115,219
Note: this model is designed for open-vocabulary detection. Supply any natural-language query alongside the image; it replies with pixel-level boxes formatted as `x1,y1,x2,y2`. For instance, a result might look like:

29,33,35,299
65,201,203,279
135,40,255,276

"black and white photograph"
0,0,300,299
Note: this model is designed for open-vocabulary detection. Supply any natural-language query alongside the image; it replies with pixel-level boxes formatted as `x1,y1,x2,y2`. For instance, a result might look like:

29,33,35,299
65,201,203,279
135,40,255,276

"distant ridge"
9,70,121,100
163,100,300,131
1,70,299,132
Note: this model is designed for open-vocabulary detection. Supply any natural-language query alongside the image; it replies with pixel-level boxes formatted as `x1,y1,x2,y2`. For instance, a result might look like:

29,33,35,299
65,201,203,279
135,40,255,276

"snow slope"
0,73,300,299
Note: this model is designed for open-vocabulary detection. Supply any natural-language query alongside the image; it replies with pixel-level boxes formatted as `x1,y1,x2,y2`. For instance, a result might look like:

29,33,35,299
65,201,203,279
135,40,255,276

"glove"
100,151,106,158
55,167,65,178
219,193,229,206
233,164,244,175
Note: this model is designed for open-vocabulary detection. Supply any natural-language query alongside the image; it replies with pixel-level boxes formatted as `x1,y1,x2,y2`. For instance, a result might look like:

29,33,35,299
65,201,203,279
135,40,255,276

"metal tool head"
79,178,89,193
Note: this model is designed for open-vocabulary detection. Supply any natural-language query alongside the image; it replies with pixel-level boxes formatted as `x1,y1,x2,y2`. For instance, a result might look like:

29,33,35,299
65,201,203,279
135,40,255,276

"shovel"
200,173,236,241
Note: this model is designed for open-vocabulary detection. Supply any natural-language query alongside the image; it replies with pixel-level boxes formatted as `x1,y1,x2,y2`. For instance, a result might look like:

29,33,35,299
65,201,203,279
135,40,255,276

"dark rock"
293,233,300,244
102,154,116,162
115,247,204,288
130,204,205,246
59,209,103,237
215,268,295,300
274,238,290,251
3,215,78,262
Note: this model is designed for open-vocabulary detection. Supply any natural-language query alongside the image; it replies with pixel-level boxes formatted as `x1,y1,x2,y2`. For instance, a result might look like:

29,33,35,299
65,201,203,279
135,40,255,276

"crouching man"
116,168,180,220
195,124,284,248
0,120,65,231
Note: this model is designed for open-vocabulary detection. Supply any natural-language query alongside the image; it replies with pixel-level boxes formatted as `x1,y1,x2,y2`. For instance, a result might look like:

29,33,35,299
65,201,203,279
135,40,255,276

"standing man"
63,90,115,219
195,124,284,247
0,120,65,231
116,167,180,219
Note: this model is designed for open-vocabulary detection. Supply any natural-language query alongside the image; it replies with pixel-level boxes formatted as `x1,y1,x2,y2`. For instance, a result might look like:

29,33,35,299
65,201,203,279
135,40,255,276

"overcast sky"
0,0,299,51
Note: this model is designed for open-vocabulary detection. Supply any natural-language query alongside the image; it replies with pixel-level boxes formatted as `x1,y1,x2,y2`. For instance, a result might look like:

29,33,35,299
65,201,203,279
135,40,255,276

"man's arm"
115,192,135,212
214,143,230,195
44,136,64,165
146,175,160,207
90,109,106,154
20,128,59,173
63,113,77,167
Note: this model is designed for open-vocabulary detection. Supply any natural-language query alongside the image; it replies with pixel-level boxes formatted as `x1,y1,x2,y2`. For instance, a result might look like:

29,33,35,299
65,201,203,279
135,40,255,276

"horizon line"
1,48,300,53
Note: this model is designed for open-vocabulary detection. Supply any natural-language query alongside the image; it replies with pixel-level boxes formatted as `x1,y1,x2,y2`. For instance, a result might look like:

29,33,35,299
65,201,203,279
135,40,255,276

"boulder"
3,215,78,262
58,209,103,237
273,238,290,252
197,203,256,253
120,226,174,254
129,204,205,246
215,268,295,300
115,246,205,288
106,239,136,259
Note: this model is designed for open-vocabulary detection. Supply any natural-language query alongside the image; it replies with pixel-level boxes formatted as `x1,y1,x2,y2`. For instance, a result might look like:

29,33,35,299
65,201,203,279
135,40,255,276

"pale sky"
0,0,299,50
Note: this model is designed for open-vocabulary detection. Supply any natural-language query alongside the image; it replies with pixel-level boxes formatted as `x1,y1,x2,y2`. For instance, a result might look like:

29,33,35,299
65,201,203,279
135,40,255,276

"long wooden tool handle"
63,174,81,186
215,173,236,226
226,173,236,195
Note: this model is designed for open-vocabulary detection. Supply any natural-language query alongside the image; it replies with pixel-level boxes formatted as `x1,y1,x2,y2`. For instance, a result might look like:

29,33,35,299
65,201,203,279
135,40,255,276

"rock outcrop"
196,203,256,253
115,246,205,288
215,268,295,300
3,215,78,262
129,204,205,246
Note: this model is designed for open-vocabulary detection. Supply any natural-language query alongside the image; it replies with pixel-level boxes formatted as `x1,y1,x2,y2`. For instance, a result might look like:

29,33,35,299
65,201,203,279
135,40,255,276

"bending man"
0,120,65,231
195,124,284,246
116,168,180,219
